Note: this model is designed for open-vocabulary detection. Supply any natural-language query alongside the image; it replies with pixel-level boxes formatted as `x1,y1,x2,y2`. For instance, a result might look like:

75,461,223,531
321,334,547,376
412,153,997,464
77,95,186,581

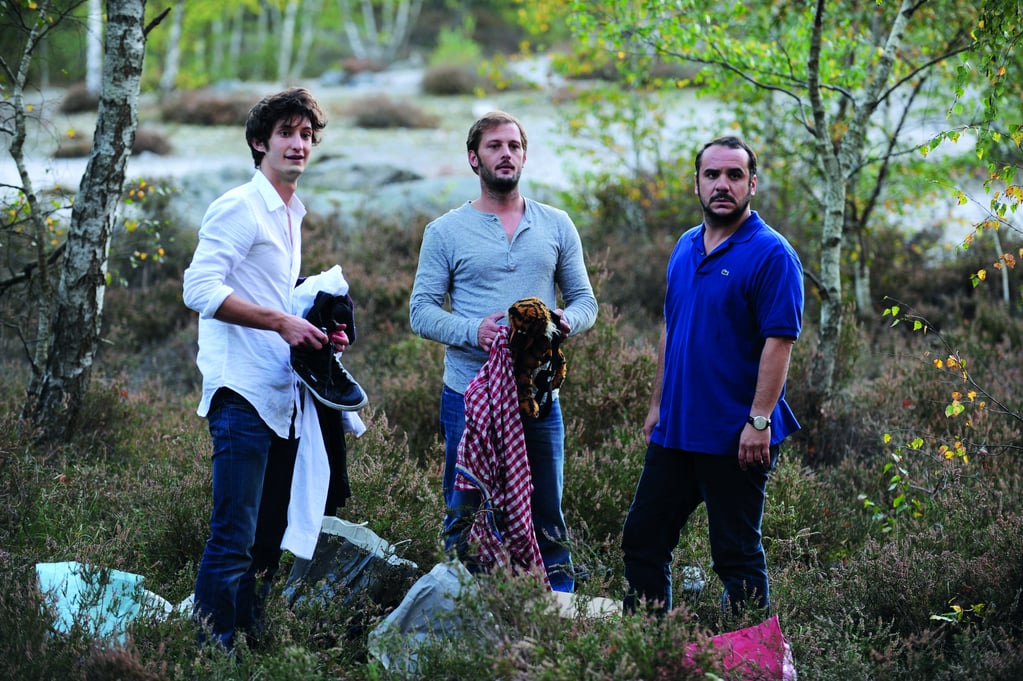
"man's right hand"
281,315,330,349
477,311,505,351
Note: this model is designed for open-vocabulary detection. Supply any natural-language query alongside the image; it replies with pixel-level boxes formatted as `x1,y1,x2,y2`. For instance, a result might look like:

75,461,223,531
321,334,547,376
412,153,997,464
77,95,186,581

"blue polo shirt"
651,211,803,455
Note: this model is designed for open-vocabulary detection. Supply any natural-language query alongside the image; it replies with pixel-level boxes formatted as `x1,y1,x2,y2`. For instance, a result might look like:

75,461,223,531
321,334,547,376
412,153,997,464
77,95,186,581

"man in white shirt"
182,87,339,650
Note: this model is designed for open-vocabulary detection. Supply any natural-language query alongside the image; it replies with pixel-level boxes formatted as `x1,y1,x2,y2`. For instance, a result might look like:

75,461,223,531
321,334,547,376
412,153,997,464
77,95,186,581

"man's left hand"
738,424,771,471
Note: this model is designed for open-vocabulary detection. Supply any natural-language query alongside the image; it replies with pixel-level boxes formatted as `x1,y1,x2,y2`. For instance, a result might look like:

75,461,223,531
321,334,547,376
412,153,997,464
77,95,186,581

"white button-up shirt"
183,171,304,438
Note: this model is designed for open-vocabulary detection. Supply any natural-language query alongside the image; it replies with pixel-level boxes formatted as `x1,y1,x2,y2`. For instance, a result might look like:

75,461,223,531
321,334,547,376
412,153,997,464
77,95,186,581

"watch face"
751,415,770,430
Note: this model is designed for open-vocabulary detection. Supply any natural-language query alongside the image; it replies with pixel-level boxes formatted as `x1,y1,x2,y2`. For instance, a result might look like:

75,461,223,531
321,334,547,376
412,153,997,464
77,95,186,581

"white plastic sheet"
35,561,175,644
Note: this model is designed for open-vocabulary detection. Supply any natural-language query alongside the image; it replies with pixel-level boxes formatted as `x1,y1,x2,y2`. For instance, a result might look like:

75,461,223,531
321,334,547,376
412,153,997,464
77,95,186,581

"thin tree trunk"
808,0,915,402
8,0,60,378
229,5,244,79
278,0,300,83
210,16,224,76
158,0,183,101
25,0,149,442
86,0,103,96
290,0,322,81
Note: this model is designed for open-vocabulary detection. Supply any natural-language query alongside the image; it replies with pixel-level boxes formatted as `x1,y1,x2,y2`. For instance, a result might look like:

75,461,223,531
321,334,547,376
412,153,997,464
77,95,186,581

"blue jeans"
440,385,574,592
193,388,297,648
621,441,777,615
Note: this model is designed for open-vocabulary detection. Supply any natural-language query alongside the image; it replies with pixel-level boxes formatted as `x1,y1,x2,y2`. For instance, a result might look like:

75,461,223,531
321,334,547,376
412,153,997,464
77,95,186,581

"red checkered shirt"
454,326,549,588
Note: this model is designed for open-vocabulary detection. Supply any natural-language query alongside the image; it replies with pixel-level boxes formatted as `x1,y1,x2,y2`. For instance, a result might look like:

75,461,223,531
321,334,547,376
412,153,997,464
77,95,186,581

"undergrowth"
1,202,1022,680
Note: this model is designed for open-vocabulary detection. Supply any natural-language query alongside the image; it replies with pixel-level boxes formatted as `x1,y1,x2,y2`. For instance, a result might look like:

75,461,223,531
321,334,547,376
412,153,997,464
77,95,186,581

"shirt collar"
690,210,765,246
251,170,307,219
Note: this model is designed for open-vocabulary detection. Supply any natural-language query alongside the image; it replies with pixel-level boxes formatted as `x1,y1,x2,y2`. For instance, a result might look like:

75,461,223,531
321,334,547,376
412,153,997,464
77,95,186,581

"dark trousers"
622,441,777,615
193,388,297,649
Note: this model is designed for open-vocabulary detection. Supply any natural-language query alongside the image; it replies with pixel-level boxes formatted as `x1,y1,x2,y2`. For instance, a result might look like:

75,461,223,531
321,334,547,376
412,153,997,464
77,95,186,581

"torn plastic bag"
368,560,496,676
35,561,173,644
284,516,418,610
685,614,798,680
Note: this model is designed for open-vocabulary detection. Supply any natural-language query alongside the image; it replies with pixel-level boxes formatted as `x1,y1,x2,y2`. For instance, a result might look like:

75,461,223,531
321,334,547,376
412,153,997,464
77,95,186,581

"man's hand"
738,423,771,471
329,324,350,352
642,405,659,444
477,311,505,350
554,307,571,336
280,315,331,350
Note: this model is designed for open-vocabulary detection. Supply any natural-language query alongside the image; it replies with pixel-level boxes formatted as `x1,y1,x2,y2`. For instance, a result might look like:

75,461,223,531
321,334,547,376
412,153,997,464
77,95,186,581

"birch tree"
1,0,167,442
552,0,977,405
1,0,90,397
338,0,423,65
86,0,103,96
158,0,183,99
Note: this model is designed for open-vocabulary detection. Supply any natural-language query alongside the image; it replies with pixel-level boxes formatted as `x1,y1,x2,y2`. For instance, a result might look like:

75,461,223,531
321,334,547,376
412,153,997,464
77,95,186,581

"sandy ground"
2,63,579,197
3,62,989,242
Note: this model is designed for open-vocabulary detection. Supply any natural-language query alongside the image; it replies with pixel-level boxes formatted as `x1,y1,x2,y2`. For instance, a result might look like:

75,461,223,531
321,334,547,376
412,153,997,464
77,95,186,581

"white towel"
282,388,331,559
282,266,366,559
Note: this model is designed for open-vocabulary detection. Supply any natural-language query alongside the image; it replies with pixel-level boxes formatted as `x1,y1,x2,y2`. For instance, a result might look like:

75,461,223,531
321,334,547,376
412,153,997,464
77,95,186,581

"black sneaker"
292,339,368,412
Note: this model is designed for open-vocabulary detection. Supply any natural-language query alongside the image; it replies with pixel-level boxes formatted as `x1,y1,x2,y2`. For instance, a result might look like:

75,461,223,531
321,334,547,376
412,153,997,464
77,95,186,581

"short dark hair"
245,87,327,168
466,110,528,157
695,135,758,177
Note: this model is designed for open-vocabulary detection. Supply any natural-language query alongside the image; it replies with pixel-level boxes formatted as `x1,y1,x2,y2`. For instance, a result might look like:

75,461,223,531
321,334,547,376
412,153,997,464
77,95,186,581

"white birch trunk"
86,0,104,96
278,0,300,83
159,0,184,100
808,0,914,400
26,0,149,441
229,5,244,79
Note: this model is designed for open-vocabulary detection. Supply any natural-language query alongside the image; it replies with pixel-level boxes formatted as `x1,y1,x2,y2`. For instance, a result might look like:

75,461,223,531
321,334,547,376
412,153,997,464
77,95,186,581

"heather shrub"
421,63,491,96
59,82,99,113
345,94,440,129
359,335,445,460
52,136,94,158
563,425,645,563
132,128,173,155
0,558,95,681
5,168,1023,680
557,302,657,447
158,90,254,126
341,407,446,571
370,568,726,681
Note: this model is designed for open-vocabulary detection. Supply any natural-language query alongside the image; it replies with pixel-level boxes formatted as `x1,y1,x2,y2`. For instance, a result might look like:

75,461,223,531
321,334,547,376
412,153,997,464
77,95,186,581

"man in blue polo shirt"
622,135,804,617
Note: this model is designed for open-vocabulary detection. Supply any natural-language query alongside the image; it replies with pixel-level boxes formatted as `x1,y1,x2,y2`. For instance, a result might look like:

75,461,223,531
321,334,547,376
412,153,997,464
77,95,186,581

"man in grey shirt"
409,110,597,592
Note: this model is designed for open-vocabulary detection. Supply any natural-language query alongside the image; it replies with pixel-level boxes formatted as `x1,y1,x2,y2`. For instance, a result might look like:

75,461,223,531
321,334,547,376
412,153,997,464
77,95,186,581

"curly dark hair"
245,87,327,168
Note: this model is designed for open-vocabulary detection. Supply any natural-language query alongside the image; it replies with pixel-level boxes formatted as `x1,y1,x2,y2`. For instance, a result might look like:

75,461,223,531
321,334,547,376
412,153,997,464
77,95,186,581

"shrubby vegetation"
2,172,1022,678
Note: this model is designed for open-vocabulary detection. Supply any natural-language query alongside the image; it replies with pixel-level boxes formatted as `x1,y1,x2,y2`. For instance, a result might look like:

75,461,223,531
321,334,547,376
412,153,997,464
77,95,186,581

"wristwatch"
748,415,771,431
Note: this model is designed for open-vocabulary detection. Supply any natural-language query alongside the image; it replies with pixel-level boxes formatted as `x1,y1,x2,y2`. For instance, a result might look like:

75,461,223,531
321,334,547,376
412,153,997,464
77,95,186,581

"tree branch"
144,6,172,37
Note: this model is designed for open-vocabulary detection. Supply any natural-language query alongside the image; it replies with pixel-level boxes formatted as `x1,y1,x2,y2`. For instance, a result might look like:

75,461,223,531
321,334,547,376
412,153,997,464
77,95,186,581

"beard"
480,163,521,193
701,192,751,227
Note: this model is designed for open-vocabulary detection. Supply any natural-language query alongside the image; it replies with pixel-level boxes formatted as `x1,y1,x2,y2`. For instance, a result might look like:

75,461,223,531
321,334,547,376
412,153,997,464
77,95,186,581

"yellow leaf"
977,269,987,281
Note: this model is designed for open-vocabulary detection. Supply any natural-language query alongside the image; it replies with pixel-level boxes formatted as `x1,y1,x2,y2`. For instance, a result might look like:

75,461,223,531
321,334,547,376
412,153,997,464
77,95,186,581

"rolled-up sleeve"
183,200,252,319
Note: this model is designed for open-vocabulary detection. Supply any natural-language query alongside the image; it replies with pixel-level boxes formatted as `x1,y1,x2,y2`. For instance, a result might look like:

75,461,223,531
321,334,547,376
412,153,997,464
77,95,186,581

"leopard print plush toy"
506,297,566,419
